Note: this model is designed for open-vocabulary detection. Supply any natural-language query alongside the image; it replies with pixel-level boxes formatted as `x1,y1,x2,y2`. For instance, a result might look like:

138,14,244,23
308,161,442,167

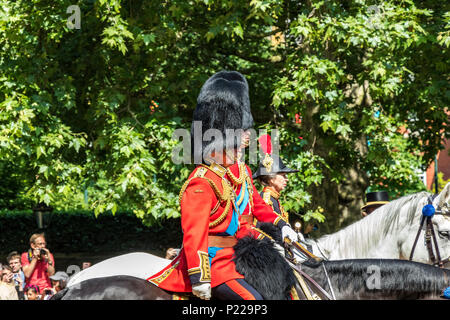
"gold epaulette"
262,190,273,208
262,186,289,221
263,186,280,200
178,166,208,205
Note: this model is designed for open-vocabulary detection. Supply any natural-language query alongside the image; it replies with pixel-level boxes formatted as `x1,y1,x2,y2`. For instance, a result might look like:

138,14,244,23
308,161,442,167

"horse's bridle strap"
410,193,446,268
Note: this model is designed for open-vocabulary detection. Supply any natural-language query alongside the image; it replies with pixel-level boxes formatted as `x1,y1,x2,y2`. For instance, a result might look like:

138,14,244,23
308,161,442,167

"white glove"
282,225,299,243
192,282,211,300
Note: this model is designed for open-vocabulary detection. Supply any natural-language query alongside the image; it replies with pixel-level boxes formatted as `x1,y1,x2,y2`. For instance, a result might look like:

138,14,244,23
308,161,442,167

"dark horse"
51,257,449,300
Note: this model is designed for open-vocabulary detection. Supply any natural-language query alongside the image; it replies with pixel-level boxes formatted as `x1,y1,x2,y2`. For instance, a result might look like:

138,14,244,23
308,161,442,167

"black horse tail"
49,287,69,300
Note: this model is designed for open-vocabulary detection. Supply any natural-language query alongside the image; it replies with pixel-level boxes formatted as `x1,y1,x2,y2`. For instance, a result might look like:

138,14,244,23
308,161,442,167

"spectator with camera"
0,265,20,300
7,251,26,290
4,256,26,300
21,233,55,295
44,271,69,299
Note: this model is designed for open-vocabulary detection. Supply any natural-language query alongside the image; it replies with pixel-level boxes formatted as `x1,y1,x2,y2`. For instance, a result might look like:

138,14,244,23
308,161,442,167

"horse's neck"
315,216,388,259
314,194,425,259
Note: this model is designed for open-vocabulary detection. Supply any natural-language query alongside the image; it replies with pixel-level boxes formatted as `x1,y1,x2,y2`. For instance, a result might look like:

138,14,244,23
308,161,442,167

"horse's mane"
316,191,430,258
318,259,450,294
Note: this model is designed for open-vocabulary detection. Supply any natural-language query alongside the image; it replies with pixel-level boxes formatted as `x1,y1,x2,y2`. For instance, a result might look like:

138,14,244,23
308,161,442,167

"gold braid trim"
290,286,300,300
179,171,227,204
280,204,289,221
226,162,246,185
263,186,280,199
172,293,189,300
246,175,254,209
252,227,273,241
262,187,289,221
148,260,180,286
209,198,231,228
210,200,221,216
198,251,211,282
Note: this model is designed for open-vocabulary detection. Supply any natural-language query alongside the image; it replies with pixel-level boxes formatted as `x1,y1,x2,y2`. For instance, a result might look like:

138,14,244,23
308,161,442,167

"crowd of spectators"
1,232,91,300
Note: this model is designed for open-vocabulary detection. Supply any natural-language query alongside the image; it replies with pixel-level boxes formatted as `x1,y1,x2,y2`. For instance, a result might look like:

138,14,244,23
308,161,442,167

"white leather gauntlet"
192,282,211,300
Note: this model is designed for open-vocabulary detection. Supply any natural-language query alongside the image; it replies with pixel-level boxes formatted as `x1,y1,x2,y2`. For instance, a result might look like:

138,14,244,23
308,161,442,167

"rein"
288,261,334,300
284,238,336,300
409,194,448,268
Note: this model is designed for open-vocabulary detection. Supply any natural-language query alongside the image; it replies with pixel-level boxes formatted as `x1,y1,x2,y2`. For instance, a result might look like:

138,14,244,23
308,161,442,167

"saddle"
169,224,334,300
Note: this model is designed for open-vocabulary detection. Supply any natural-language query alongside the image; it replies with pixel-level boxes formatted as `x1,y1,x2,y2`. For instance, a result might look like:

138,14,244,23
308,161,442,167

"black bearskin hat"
191,70,254,163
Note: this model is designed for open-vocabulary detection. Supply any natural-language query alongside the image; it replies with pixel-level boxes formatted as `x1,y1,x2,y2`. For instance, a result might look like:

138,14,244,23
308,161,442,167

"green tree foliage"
0,0,448,232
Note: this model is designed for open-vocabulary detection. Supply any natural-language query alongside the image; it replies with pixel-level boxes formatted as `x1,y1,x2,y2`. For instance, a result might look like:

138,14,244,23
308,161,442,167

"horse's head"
401,183,450,267
311,186,450,266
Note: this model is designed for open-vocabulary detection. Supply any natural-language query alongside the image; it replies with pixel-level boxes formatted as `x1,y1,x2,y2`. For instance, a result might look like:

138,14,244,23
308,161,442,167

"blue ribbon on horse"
442,287,450,299
422,204,435,217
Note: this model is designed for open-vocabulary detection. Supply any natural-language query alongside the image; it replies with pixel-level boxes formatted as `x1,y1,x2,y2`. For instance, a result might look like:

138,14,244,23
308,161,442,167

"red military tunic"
260,186,289,221
147,162,287,292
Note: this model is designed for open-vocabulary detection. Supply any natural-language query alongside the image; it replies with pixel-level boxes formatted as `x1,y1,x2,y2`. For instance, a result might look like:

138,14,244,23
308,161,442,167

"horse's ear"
438,182,450,208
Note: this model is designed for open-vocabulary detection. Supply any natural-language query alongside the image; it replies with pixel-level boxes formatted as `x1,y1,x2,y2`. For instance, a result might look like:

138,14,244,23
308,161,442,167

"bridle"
409,194,450,268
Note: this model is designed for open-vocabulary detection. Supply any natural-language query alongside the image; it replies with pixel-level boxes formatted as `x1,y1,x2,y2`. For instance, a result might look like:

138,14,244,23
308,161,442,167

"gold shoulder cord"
178,165,234,228
226,162,246,185
245,172,254,209
231,163,254,209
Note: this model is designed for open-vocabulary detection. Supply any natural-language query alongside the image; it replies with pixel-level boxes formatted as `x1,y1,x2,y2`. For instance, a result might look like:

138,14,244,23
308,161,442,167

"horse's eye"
438,231,450,240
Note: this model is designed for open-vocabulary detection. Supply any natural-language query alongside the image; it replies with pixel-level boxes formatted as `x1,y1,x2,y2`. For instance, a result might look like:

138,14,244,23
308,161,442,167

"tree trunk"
304,81,372,234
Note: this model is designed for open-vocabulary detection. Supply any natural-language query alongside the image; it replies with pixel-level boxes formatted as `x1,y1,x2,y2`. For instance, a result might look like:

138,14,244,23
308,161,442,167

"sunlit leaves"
0,0,447,229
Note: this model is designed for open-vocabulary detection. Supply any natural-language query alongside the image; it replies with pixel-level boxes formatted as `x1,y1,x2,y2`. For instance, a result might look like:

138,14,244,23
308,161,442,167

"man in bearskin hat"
147,71,299,300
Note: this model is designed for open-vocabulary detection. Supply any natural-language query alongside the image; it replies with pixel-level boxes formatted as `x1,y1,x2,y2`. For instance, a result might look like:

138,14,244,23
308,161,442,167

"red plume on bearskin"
258,134,272,155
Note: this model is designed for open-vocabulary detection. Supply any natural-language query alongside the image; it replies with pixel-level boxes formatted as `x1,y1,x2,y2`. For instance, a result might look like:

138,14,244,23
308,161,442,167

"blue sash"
208,172,250,264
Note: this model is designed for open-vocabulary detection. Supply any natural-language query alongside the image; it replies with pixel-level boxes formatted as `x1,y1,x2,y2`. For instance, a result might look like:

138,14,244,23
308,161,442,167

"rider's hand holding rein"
192,282,211,300
282,225,299,243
